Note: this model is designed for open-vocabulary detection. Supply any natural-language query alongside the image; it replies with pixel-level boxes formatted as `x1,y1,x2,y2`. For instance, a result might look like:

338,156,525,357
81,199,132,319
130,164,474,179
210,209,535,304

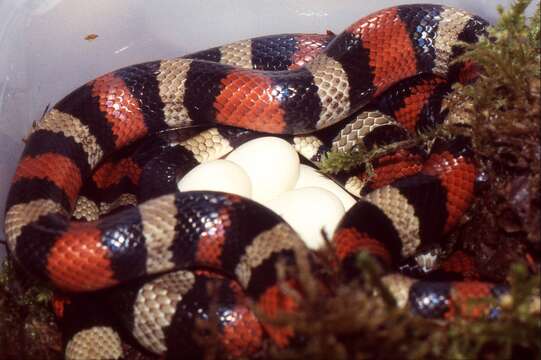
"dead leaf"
84,34,99,41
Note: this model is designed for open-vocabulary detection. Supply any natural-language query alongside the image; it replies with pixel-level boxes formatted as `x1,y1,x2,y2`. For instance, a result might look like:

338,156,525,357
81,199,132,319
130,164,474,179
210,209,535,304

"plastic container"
0,0,532,258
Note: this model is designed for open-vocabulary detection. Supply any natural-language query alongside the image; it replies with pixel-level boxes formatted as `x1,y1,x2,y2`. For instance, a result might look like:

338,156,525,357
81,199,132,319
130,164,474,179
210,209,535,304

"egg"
226,137,300,202
265,187,345,250
295,164,357,211
177,159,252,197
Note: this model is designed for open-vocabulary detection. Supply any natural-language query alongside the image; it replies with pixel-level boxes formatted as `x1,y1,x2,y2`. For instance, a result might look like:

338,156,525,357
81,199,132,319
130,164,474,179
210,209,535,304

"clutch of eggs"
177,137,356,249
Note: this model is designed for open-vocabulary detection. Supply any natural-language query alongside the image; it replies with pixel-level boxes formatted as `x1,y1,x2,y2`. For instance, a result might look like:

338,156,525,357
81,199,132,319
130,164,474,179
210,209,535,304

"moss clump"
318,126,452,176
260,253,540,360
446,0,540,280
0,256,62,359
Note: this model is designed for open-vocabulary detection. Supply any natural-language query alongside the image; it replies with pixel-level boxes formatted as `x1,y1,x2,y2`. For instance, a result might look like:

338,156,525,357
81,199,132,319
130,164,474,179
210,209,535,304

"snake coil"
4,4,502,359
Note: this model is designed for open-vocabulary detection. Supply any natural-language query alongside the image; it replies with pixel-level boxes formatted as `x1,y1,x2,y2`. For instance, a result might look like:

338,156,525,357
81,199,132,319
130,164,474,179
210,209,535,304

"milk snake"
3,4,506,359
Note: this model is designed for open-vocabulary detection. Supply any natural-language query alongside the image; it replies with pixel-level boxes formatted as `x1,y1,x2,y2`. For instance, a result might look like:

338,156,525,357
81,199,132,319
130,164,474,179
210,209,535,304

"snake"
3,4,508,359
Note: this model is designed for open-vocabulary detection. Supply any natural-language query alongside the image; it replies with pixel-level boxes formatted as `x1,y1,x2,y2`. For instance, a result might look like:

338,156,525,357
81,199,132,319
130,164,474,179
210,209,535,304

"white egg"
177,159,252,197
265,187,345,250
295,164,357,211
225,137,300,202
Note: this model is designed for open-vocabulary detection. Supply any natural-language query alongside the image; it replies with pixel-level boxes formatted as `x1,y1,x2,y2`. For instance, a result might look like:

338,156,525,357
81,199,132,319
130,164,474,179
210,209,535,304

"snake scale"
4,4,507,359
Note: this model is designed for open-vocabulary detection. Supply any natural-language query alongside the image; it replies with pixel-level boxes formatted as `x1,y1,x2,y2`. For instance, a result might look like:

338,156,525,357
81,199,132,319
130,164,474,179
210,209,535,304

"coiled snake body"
4,4,503,358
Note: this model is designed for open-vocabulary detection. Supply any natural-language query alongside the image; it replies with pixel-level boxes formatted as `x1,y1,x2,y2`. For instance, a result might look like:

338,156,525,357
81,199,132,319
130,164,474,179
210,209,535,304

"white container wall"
0,0,534,258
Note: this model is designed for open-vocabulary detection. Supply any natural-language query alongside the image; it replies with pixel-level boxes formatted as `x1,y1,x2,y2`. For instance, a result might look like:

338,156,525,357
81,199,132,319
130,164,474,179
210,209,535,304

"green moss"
445,0,540,277
263,252,540,360
441,263,540,359
319,126,451,176
0,257,61,359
